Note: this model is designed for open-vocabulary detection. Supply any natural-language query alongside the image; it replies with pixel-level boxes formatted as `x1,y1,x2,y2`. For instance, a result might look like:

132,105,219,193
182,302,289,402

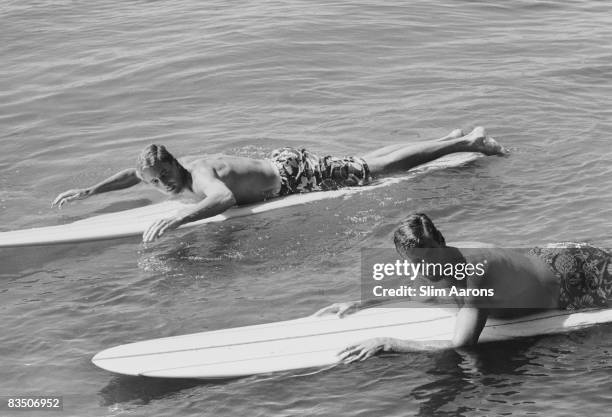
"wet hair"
136,144,176,174
393,213,446,254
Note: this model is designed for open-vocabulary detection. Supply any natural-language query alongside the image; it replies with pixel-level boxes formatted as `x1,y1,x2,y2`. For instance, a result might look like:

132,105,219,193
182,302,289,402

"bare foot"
463,126,487,140
464,127,507,156
439,128,465,141
479,136,508,156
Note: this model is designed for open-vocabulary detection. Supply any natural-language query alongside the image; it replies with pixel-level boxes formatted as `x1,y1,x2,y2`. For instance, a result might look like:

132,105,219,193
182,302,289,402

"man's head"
393,213,446,259
137,144,185,195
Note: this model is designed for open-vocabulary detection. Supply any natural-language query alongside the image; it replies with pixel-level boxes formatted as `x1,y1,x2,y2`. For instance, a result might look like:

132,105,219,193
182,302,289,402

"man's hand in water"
313,301,362,318
52,188,91,208
142,216,183,243
338,338,393,363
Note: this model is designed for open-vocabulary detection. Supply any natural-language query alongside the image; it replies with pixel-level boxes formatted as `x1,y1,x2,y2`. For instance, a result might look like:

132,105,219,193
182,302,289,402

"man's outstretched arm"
142,176,236,243
52,168,142,208
337,306,489,363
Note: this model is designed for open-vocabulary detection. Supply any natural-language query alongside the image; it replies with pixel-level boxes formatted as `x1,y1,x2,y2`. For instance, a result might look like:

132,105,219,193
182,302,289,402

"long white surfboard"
92,306,612,379
0,153,482,248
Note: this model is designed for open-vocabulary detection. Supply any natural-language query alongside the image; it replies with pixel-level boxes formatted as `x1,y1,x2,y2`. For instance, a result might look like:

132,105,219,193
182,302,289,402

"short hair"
393,213,446,254
137,144,176,173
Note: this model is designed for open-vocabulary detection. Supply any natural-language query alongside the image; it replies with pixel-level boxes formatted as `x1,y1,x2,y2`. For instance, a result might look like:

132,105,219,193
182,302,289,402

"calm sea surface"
1,1,611,416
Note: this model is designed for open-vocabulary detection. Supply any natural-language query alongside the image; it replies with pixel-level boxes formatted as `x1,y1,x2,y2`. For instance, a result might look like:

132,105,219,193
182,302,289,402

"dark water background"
1,1,611,415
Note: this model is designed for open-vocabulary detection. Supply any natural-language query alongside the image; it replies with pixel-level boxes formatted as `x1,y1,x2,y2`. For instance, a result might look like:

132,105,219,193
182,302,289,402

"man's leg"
363,127,506,175
363,129,465,159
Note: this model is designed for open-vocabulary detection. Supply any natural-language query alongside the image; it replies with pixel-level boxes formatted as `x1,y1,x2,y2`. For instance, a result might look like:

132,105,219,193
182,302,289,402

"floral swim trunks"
268,147,371,196
528,243,612,310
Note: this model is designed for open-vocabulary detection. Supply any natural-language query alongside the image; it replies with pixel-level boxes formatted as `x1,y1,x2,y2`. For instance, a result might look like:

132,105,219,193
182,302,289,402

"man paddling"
52,127,506,242
316,213,612,362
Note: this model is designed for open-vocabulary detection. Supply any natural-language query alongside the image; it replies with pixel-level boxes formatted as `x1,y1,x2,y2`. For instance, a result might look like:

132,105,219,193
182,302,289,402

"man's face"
140,161,182,195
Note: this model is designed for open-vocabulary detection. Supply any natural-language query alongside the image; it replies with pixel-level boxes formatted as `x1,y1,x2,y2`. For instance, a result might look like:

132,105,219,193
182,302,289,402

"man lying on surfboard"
317,213,612,363
52,127,505,242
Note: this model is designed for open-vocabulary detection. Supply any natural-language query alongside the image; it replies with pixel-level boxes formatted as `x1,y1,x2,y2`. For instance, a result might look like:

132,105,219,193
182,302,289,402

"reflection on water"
99,375,207,407
410,342,536,416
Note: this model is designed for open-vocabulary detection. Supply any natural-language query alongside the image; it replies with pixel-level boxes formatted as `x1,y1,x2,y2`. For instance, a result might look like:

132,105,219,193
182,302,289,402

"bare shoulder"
181,157,227,178
460,246,532,267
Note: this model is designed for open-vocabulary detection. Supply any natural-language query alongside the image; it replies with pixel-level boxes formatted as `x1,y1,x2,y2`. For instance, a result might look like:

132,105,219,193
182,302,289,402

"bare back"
461,248,560,316
180,156,281,204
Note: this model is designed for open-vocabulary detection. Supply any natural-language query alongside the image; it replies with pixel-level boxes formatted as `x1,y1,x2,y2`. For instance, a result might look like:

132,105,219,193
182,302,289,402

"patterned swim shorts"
528,243,612,310
268,147,371,196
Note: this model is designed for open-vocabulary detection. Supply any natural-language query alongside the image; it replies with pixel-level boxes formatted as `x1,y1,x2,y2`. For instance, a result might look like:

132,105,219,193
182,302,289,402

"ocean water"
1,0,611,416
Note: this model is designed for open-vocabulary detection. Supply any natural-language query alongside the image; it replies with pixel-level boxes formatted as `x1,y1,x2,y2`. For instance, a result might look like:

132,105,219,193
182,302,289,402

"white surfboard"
92,306,612,379
0,153,482,248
